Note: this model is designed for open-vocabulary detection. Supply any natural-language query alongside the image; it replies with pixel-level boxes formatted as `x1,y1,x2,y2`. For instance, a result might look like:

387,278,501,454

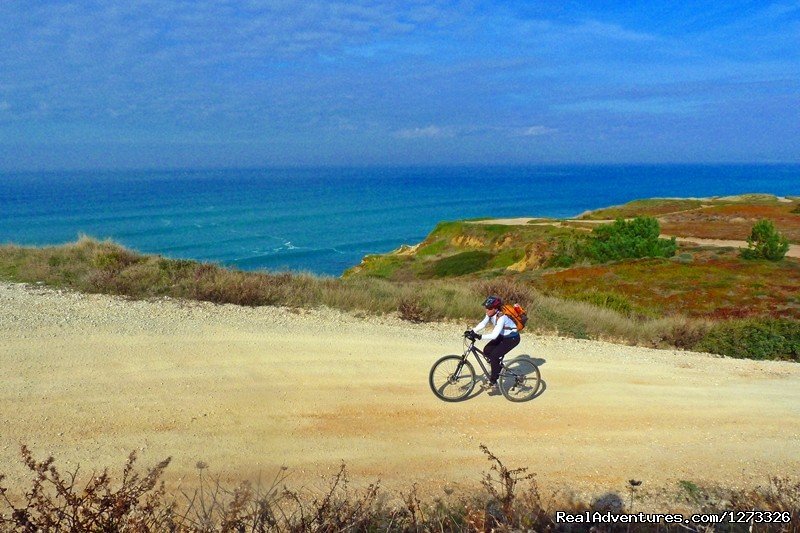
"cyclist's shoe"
487,386,502,396
482,381,498,392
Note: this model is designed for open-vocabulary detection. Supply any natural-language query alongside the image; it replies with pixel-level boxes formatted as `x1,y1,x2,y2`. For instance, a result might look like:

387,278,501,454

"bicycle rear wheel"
429,355,476,402
498,359,541,402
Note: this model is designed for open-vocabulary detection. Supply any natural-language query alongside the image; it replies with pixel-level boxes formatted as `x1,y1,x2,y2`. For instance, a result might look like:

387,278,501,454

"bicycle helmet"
482,295,503,309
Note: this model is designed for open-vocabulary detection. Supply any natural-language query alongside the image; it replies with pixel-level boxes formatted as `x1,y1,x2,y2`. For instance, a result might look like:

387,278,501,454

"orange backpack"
501,303,528,332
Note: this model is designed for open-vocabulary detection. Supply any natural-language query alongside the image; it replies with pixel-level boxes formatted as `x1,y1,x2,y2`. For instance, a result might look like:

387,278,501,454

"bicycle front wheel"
429,355,476,402
499,359,541,402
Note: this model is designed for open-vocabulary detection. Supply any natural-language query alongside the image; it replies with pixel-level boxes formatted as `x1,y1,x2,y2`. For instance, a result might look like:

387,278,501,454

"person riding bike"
464,296,521,392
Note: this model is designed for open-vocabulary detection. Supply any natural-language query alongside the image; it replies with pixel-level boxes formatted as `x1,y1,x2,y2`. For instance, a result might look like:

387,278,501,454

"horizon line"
3,161,800,175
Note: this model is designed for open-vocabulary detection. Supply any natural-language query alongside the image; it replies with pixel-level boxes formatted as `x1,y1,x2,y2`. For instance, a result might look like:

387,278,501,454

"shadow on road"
515,353,546,367
506,354,547,401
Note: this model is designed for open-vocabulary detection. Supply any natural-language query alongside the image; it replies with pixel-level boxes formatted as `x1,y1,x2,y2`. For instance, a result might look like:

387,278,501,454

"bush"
662,320,709,350
695,318,800,361
92,244,141,272
741,219,790,261
429,251,493,277
397,297,432,322
3,445,798,532
488,248,524,269
355,254,407,278
475,279,536,308
584,217,677,262
545,218,676,266
569,290,635,316
415,239,447,257
0,446,172,531
545,240,579,268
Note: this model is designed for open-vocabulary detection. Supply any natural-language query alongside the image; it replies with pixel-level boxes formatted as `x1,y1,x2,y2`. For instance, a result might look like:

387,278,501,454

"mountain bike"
429,332,541,402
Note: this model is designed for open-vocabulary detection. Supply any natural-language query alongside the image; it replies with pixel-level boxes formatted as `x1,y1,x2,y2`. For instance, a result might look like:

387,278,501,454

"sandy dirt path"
1,283,799,501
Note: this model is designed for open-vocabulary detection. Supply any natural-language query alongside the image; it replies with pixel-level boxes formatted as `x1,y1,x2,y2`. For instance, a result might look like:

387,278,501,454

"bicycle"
429,331,541,402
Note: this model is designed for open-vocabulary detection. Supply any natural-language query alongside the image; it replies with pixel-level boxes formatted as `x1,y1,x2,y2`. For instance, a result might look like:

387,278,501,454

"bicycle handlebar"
463,330,480,342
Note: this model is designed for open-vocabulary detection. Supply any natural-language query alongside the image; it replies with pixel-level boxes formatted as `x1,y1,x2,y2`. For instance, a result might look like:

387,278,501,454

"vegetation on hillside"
537,255,800,320
578,195,800,243
344,221,573,280
340,194,800,361
1,236,799,361
577,198,707,219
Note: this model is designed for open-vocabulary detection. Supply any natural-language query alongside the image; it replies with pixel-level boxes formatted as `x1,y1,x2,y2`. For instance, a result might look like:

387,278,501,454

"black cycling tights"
484,335,521,384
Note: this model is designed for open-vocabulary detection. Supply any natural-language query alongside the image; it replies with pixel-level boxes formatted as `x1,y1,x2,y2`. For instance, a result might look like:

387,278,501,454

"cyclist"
464,296,520,392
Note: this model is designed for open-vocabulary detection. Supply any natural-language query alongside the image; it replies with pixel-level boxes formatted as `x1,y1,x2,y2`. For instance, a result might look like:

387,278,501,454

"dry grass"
2,445,798,532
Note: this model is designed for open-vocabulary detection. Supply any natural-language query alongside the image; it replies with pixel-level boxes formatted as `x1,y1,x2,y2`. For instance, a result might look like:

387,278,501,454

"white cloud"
572,20,657,42
395,125,453,139
520,125,556,136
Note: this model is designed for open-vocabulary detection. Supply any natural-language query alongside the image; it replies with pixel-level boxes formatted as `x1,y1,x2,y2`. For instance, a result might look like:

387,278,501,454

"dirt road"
1,282,799,500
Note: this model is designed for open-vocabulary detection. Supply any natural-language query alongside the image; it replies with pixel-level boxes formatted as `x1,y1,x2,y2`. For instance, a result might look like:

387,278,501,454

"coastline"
3,167,799,276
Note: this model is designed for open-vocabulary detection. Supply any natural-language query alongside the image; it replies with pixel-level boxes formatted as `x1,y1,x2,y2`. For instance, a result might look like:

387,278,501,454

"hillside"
345,194,800,322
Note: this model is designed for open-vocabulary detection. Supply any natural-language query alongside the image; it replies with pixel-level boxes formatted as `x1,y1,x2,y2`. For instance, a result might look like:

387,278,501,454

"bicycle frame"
461,338,499,380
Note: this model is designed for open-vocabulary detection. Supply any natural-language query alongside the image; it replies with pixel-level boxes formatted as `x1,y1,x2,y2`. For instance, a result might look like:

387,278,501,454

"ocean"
1,165,798,276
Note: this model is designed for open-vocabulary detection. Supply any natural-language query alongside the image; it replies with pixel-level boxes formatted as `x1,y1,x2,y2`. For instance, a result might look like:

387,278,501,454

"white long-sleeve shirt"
473,313,518,341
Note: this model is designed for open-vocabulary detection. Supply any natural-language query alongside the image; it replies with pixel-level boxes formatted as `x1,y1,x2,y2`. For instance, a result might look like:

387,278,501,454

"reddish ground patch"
659,204,800,243
536,255,800,319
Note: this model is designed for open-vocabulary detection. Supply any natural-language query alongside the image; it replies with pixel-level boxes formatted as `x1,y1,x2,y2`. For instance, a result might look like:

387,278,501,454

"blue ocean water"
1,165,798,276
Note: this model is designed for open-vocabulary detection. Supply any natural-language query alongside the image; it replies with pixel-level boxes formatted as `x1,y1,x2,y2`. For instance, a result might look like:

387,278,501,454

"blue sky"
1,0,799,170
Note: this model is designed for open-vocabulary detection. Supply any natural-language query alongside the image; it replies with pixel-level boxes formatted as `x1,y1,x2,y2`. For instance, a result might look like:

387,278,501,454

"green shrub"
695,319,800,361
429,251,493,277
428,221,467,239
545,235,584,268
584,217,677,262
569,291,634,316
478,224,512,238
544,217,675,266
792,204,800,214
356,255,407,279
740,219,790,261
92,246,141,272
535,305,589,339
416,240,447,257
678,480,705,505
488,248,524,269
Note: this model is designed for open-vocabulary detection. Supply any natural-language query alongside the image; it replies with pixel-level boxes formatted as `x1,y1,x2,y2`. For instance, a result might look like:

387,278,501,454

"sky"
1,0,799,170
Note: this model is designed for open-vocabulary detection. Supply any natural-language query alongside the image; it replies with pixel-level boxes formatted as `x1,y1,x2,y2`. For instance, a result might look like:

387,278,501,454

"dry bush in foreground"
397,297,432,322
5,444,796,532
0,445,556,532
0,446,172,531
